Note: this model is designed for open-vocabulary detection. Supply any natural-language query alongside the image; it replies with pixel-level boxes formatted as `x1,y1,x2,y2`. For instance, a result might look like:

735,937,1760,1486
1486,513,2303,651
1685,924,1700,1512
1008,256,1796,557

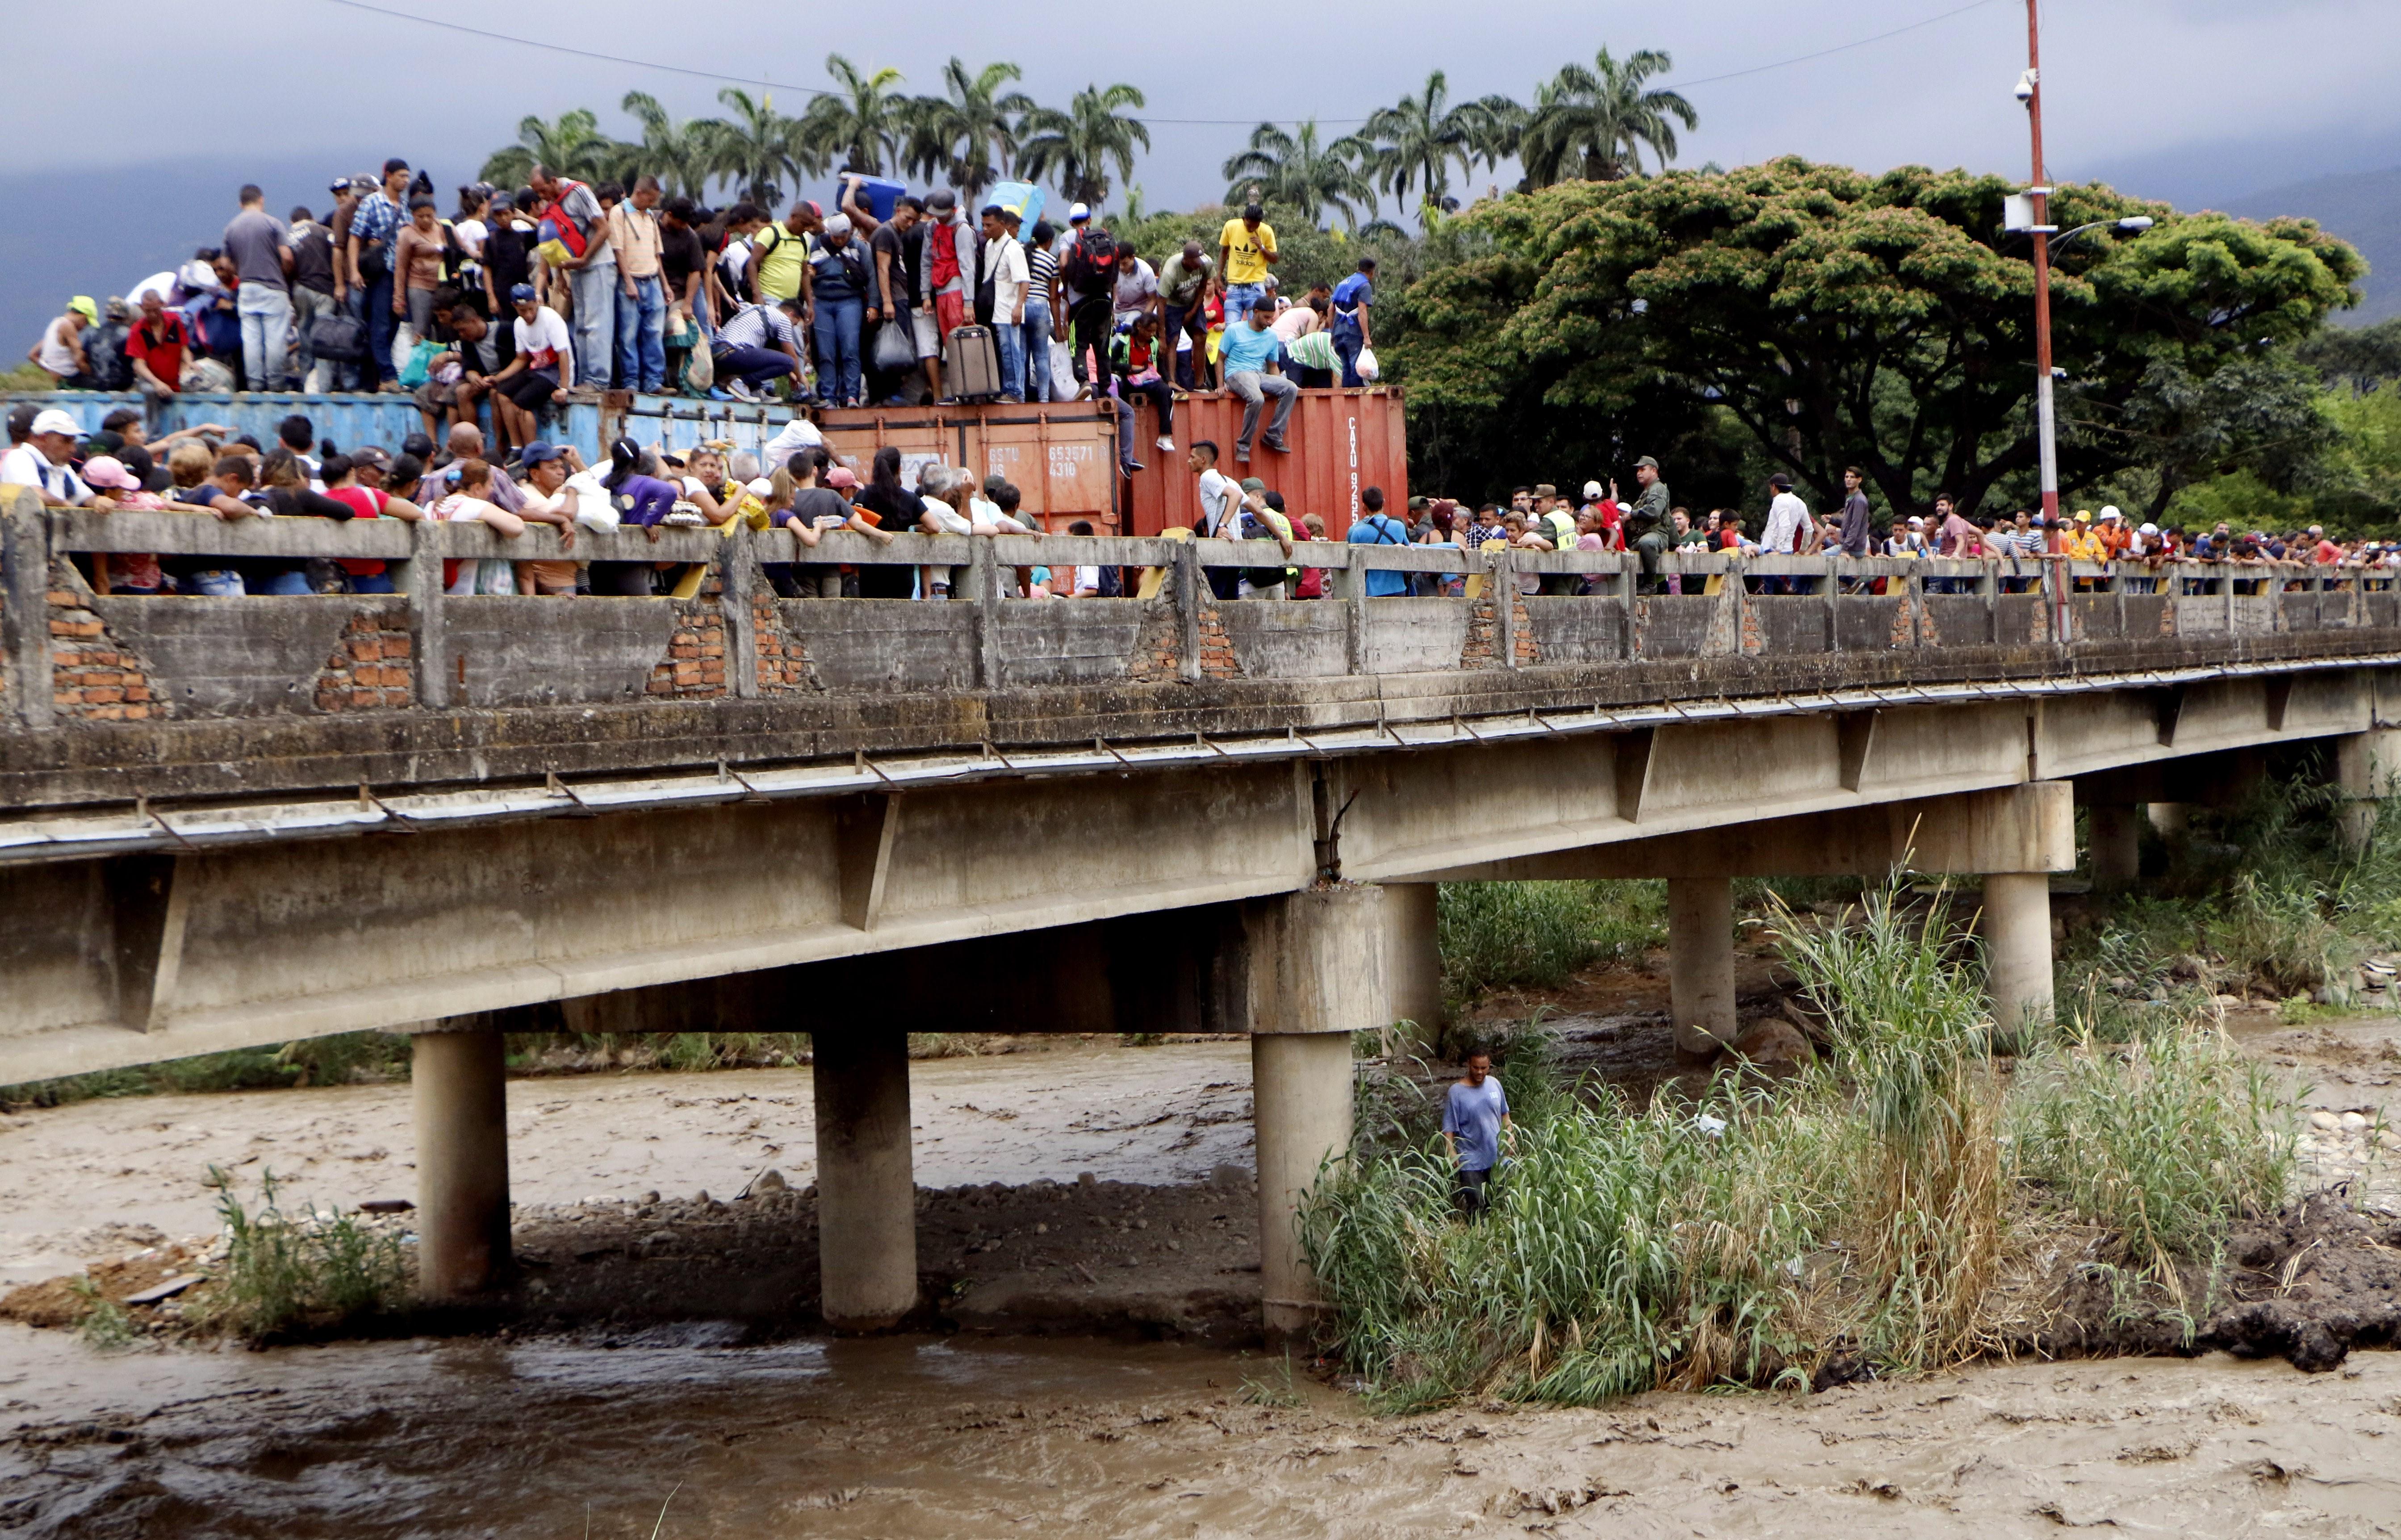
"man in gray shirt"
222,184,294,390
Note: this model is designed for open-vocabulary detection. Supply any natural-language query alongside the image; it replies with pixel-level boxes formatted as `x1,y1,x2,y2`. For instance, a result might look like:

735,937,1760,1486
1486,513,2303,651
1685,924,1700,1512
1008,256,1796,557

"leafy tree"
802,54,911,177
1394,159,2363,519
2300,316,2401,395
1221,121,1380,229
904,59,1035,204
615,92,712,201
1362,71,1490,213
2305,382,2401,528
1516,47,1695,187
2086,353,2334,521
699,88,811,207
1018,84,1150,209
480,109,619,189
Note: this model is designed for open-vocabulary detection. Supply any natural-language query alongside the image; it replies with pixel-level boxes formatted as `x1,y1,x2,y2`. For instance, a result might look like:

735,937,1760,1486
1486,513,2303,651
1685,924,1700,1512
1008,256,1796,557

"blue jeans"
812,296,864,405
1224,282,1265,325
1333,329,1365,388
347,571,397,594
615,274,667,393
1021,299,1053,402
569,261,618,389
237,282,293,391
712,343,799,390
363,273,396,385
995,315,1026,401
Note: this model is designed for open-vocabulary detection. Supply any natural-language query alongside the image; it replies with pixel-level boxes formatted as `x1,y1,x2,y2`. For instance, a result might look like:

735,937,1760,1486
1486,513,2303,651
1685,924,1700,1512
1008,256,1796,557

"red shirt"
326,485,388,575
125,314,189,390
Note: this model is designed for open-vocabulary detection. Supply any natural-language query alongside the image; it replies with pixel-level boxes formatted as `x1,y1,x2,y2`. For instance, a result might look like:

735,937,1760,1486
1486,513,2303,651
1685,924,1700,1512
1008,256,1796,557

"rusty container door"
815,402,1120,532
1123,387,1407,536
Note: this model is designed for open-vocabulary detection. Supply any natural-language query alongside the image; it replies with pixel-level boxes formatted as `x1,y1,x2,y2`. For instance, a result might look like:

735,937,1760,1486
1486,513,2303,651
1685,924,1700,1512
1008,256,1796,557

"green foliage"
2308,382,2401,529
69,1276,138,1350
195,1168,408,1341
2012,1029,2296,1272
1436,879,1666,1000
0,1032,411,1112
1394,162,2363,521
1016,83,1150,209
1221,121,1380,229
1309,877,2298,1409
1514,47,1696,187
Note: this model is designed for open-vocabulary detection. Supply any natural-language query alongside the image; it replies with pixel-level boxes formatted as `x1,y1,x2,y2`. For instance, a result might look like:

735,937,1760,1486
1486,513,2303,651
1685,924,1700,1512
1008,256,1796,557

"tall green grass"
1307,878,2299,1408
1437,880,1667,1002
191,1168,409,1341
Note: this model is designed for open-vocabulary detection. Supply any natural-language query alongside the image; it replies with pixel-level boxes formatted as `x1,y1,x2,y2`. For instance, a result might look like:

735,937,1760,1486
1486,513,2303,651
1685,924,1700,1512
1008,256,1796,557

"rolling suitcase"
945,324,1003,401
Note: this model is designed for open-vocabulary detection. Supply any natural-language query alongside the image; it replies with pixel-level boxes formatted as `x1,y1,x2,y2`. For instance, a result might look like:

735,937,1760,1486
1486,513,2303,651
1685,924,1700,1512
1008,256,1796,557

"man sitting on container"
488,284,574,452
1213,300,1296,465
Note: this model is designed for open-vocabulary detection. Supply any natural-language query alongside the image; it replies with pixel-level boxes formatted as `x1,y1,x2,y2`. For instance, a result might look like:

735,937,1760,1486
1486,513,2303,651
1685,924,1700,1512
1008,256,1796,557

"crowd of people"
24,161,1385,478
8,404,2389,606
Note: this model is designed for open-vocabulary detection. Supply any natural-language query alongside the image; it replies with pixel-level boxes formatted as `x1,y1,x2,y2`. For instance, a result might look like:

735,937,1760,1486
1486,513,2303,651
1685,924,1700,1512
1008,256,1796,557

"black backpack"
1241,510,1288,589
1067,230,1118,298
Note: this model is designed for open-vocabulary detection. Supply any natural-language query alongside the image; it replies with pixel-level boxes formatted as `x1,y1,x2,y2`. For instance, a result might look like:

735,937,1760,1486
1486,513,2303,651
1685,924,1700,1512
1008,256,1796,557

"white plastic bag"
565,470,619,528
1353,345,1380,383
1049,338,1078,400
390,322,419,380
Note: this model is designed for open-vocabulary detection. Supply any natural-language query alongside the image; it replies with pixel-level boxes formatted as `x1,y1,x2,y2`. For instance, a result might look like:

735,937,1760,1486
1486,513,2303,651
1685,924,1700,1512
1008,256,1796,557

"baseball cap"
1633,455,1660,470
2074,509,2092,522
349,445,391,469
745,477,775,498
103,296,130,320
1583,480,1603,499
330,177,354,194
2138,522,2159,536
510,282,537,303
67,297,97,323
825,466,859,490
79,455,138,490
29,409,82,438
520,442,567,466
823,212,852,239
1238,476,1266,493
1533,483,1557,498
1068,202,1090,222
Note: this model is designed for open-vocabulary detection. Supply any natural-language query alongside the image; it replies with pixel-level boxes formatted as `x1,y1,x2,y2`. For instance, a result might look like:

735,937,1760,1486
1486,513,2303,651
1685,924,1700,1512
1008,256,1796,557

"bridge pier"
1982,873,2053,1046
812,1029,918,1331
412,1026,512,1298
2334,729,2401,852
2087,804,2142,892
1668,876,1737,1053
1380,882,1444,1046
1246,886,1383,1339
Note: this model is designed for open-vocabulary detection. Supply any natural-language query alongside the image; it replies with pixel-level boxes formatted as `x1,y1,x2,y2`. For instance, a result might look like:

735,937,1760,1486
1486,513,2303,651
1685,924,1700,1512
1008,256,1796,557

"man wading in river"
1441,1050,1513,1220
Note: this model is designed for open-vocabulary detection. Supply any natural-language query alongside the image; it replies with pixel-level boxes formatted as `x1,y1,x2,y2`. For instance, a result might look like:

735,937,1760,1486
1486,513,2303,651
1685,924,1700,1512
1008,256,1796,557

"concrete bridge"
7,488,2400,1333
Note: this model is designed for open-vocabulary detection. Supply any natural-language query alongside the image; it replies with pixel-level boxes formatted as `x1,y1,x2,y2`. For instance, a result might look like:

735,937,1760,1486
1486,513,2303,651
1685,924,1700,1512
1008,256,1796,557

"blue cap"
521,442,566,465
509,282,536,304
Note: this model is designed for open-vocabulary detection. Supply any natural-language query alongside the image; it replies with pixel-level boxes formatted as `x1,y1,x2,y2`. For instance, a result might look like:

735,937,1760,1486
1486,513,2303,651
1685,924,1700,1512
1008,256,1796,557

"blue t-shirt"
1219,317,1281,376
1332,273,1373,337
1347,511,1412,596
1441,1077,1510,1172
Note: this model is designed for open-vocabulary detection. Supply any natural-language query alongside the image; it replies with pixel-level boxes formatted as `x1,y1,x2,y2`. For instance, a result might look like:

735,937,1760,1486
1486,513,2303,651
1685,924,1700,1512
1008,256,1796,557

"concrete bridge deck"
8,489,2400,1331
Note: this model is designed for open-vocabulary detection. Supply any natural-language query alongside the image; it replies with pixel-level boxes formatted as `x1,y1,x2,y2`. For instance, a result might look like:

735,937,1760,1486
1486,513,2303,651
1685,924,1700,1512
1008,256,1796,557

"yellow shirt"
1219,218,1276,285
2062,527,2104,561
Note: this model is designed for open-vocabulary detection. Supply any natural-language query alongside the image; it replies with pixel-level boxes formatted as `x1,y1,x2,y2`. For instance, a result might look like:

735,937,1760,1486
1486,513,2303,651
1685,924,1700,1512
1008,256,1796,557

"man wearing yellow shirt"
2062,511,2104,562
1216,202,1278,326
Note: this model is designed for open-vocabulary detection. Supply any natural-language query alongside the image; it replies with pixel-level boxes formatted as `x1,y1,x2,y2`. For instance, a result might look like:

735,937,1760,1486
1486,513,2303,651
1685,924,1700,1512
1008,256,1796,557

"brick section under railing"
647,599,728,697
751,596,814,693
48,585,163,721
1194,603,1239,678
314,608,414,711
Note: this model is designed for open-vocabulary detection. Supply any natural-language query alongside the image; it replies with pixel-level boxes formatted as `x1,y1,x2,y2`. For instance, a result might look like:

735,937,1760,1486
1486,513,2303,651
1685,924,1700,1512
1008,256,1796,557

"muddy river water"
7,1029,2401,1536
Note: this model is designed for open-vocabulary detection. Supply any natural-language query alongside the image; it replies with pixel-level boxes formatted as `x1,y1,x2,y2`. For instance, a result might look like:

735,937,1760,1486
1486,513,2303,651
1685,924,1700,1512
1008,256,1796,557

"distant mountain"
2221,166,2401,326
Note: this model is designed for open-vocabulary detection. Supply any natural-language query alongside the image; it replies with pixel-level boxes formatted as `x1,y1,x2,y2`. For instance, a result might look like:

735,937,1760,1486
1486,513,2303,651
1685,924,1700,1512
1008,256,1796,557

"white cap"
746,477,775,498
2138,523,2159,536
29,409,81,437
1583,481,1603,499
1068,202,1090,222
2099,505,2122,521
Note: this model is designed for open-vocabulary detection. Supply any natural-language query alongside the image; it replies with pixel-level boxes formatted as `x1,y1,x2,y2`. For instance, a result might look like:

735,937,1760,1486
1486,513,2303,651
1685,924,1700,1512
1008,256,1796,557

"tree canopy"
1394,158,2364,516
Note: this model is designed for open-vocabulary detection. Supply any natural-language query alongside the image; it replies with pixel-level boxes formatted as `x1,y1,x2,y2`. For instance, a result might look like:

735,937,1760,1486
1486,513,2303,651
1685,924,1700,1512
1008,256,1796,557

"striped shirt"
719,302,799,352
1027,247,1058,309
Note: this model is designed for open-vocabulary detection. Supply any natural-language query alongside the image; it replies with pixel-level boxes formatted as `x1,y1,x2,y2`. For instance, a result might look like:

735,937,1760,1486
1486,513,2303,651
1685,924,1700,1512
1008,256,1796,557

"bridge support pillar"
1668,876,1737,1053
2088,804,2142,892
2334,730,2401,852
1380,882,1444,1047
1983,873,2053,1046
412,1027,511,1298
812,1029,917,1331
1247,886,1380,1340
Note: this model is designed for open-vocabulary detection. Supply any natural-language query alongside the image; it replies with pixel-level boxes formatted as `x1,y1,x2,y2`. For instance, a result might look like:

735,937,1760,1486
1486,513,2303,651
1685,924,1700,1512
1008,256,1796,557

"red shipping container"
1122,387,1408,537
815,401,1123,532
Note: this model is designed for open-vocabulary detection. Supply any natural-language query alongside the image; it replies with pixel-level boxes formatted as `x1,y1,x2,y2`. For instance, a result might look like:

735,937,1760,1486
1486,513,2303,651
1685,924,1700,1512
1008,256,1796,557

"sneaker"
1236,448,1252,464
724,380,758,403
1122,459,1145,475
1155,435,1175,451
1263,435,1289,454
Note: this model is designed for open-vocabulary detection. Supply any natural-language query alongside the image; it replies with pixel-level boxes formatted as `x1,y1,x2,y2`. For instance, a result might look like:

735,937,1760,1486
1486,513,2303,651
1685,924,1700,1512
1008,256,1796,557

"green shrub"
193,1168,409,1340
1437,879,1665,1001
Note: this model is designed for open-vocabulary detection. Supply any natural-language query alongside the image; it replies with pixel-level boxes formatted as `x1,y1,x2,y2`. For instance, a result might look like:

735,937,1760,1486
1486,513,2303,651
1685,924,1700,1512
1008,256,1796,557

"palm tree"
1517,47,1697,187
615,92,711,200
1220,121,1379,229
1016,83,1150,210
699,88,811,207
1361,72,1492,213
905,59,1035,204
800,54,911,176
480,109,618,189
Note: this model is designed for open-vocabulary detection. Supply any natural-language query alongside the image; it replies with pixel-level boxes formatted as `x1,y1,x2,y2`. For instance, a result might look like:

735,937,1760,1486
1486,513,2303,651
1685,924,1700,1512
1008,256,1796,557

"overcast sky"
9,0,2397,210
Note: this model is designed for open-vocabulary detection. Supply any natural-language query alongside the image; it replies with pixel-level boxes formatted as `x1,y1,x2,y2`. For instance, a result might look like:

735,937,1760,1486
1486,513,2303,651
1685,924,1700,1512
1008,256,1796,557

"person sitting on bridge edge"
1441,1047,1512,1222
